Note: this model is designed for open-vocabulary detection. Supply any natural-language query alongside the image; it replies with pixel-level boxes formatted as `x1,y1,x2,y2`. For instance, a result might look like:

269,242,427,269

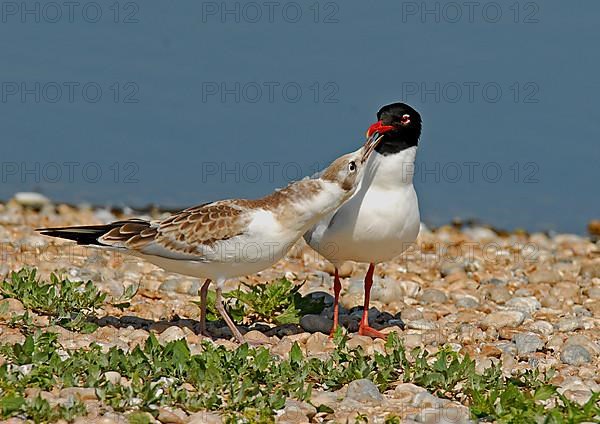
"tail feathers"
37,219,148,246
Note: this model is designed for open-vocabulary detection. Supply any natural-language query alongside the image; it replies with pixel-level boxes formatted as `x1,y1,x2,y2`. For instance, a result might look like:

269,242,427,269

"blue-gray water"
1,1,598,234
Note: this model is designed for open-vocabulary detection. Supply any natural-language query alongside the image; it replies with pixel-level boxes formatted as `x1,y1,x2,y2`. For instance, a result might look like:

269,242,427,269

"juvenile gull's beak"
360,120,396,163
361,133,385,163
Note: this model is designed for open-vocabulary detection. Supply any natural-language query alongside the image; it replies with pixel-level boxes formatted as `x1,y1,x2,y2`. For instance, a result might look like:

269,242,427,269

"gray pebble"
483,278,507,286
101,279,126,297
506,296,541,314
555,317,582,332
345,379,383,403
407,319,437,331
388,318,406,329
440,261,464,277
464,260,482,273
103,371,121,385
587,287,600,299
339,315,360,332
13,192,50,208
398,280,422,298
0,298,25,319
420,288,448,304
514,288,533,297
513,333,544,355
157,326,186,344
529,320,554,336
401,307,424,321
456,296,479,309
528,269,560,284
463,226,497,241
300,314,332,334
482,310,526,329
307,291,334,306
158,278,200,295
279,399,317,422
349,307,379,324
412,391,449,409
571,305,592,317
560,345,592,365
489,286,511,304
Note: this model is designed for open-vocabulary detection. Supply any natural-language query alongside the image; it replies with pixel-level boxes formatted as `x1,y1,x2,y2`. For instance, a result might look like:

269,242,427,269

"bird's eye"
348,161,357,172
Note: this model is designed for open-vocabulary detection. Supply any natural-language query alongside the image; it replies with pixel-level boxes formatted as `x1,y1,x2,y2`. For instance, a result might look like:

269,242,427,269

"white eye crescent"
348,161,357,172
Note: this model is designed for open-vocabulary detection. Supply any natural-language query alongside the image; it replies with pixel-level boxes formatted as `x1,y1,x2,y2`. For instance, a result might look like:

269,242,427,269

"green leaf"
128,411,154,424
316,404,334,413
0,394,26,416
533,384,555,401
255,348,270,371
290,342,303,364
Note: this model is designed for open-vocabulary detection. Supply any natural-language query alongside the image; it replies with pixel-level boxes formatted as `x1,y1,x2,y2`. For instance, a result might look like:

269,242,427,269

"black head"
367,102,422,155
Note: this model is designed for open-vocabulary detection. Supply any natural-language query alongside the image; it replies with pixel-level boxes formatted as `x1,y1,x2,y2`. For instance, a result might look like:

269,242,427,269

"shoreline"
3,192,598,239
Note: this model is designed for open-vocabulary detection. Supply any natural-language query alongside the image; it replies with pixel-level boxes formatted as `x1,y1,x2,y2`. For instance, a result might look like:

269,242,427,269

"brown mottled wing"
153,201,252,255
99,219,158,248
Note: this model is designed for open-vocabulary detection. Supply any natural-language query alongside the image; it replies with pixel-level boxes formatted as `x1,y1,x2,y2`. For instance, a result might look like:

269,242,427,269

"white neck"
283,180,347,233
361,146,417,191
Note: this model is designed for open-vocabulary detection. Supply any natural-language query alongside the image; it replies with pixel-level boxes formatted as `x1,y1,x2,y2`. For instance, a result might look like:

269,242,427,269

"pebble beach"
1,195,599,423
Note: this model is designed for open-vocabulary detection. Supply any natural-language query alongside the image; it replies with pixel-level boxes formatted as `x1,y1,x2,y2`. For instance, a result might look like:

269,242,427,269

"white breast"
305,147,420,265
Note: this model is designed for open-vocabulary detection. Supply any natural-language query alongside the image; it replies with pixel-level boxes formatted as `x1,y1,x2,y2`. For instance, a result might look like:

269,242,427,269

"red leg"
329,268,342,338
358,263,386,339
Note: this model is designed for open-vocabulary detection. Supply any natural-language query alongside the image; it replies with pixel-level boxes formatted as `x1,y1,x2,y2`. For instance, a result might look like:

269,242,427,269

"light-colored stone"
407,319,437,330
560,345,592,365
187,411,222,424
0,298,25,319
12,192,51,208
103,371,121,385
513,333,544,355
420,288,448,304
244,330,272,345
398,280,422,298
157,326,186,344
529,320,554,335
345,379,384,403
580,259,600,278
481,311,526,329
412,391,449,409
157,407,187,423
528,269,560,284
555,317,582,332
506,296,541,314
392,383,427,403
337,262,354,278
276,399,316,423
305,332,334,356
564,335,600,356
310,390,338,409
488,286,511,304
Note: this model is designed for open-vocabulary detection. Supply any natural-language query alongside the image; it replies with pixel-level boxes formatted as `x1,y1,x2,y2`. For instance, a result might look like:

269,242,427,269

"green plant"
1,268,599,423
0,330,598,423
203,278,325,325
0,392,86,422
0,268,129,333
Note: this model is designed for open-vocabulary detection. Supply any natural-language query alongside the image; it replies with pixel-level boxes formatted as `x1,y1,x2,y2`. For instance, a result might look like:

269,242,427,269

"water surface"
1,1,598,233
